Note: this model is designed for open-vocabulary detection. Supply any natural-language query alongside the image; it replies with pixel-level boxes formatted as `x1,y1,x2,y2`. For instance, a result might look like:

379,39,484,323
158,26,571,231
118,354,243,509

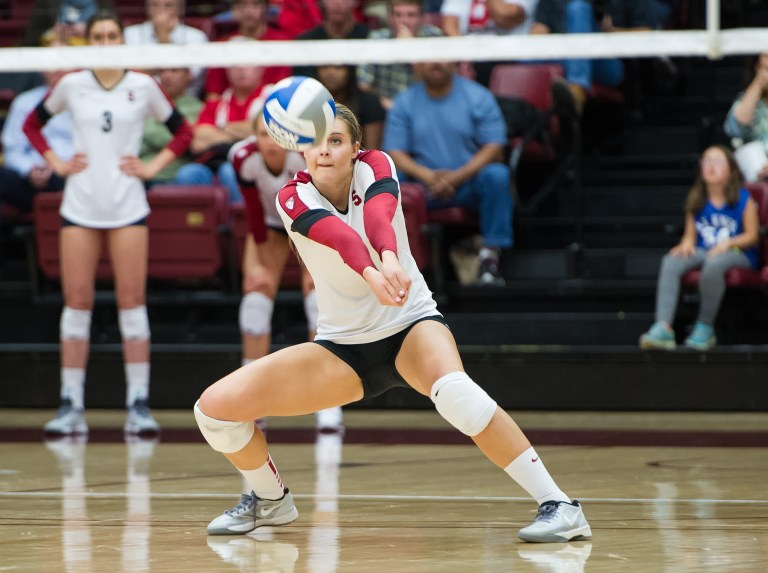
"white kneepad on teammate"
239,292,274,336
194,401,255,454
60,307,92,340
430,372,497,436
118,306,150,340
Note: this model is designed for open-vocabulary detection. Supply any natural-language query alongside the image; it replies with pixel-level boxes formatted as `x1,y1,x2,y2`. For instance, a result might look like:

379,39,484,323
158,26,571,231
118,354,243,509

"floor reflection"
46,435,158,573
308,431,343,573
517,542,592,572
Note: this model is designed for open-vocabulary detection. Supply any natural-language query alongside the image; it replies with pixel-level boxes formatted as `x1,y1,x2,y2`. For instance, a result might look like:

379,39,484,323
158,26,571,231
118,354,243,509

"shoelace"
534,501,564,523
225,493,255,516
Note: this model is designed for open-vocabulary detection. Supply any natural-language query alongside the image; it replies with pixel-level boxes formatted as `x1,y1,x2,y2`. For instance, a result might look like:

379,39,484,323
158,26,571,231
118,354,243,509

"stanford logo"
128,90,135,102
285,197,295,210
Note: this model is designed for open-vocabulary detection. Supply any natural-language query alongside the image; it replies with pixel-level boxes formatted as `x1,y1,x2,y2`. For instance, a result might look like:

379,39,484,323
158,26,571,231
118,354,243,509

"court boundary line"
0,491,766,504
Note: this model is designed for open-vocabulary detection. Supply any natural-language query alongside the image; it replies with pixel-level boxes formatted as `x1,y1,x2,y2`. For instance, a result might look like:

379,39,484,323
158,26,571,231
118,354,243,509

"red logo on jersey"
128,90,135,102
351,189,362,206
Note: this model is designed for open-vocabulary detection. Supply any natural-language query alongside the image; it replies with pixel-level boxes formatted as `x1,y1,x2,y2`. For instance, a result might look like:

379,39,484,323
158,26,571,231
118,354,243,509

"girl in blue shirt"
640,145,760,351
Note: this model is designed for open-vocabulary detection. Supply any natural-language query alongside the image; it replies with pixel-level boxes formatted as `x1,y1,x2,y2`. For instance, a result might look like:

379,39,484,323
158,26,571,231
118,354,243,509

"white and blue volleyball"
263,76,336,151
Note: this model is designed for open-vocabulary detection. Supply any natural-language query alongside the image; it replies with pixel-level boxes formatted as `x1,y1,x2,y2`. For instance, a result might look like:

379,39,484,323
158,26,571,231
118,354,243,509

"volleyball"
262,76,337,152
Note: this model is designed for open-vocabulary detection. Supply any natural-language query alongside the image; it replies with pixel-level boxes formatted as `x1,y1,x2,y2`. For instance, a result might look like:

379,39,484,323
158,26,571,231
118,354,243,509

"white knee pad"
303,289,319,333
119,306,150,341
430,372,497,437
239,292,273,336
60,307,92,340
194,401,255,454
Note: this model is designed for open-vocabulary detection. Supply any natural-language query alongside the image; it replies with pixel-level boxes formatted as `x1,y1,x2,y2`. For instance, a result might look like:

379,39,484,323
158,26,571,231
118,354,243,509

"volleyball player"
23,9,193,435
196,104,591,543
230,114,345,431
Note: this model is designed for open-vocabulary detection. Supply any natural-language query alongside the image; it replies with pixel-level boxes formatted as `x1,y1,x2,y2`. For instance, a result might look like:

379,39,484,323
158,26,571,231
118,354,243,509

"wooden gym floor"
1,408,767,572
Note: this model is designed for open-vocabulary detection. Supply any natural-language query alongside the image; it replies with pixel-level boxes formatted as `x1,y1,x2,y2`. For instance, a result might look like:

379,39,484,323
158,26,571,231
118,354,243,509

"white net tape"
1,28,768,72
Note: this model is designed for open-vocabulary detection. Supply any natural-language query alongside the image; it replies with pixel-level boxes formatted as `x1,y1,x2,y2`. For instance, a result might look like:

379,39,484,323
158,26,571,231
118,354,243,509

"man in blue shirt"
383,61,514,286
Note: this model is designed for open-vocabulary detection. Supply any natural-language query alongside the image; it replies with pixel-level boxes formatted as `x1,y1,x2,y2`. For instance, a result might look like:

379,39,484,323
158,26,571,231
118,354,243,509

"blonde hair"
334,103,363,148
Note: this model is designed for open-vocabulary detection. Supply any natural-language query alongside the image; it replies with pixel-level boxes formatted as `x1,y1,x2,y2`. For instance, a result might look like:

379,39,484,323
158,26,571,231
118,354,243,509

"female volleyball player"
196,104,591,543
23,9,193,435
230,113,344,431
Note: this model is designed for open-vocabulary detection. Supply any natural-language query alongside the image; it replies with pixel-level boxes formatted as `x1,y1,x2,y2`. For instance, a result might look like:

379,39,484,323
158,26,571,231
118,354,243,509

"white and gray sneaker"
44,400,88,435
207,489,299,535
518,500,592,543
124,399,160,435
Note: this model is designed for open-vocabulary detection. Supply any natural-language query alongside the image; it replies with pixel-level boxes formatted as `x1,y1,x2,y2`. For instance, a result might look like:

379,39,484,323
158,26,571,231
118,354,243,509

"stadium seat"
30,186,230,290
682,182,768,289
229,201,302,289
398,182,431,271
489,64,579,218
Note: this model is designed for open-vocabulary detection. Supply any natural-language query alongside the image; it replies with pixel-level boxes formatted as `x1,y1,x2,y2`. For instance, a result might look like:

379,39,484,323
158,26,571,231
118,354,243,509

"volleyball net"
0,17,767,73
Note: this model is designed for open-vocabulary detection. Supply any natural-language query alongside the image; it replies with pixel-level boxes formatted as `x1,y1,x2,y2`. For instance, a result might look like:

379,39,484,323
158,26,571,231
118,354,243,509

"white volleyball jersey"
42,70,178,228
276,150,440,344
229,135,306,229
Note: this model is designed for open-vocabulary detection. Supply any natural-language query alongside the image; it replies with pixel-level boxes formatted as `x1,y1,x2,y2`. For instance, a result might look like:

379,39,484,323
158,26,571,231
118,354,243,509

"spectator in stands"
176,65,266,203
204,0,292,101
531,0,652,115
383,61,513,286
228,114,344,433
140,68,203,188
316,64,386,149
357,0,443,110
55,0,98,42
441,0,537,86
22,10,193,435
124,0,209,96
0,69,71,216
275,0,323,38
639,145,759,352
724,53,768,182
292,0,370,79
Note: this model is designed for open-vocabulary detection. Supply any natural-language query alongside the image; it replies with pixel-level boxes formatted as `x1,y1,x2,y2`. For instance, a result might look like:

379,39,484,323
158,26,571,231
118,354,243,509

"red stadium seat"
398,182,431,271
31,186,230,287
682,182,768,289
229,201,302,289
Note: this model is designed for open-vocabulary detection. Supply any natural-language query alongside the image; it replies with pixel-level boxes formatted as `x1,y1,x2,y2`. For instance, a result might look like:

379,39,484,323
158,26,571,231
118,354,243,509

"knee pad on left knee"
430,372,497,437
303,289,318,333
194,401,255,453
119,306,150,341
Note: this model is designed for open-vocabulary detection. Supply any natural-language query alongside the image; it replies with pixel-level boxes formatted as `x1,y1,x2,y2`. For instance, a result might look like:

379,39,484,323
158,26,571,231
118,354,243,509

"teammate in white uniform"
230,115,344,431
23,10,193,436
195,104,591,543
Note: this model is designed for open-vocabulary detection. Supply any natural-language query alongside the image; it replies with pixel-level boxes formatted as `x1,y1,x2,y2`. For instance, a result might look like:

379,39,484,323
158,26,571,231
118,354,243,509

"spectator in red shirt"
205,0,292,101
176,66,266,202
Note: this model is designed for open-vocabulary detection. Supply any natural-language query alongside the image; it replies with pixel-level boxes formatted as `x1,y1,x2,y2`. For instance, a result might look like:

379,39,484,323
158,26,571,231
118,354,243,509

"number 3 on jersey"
101,110,113,133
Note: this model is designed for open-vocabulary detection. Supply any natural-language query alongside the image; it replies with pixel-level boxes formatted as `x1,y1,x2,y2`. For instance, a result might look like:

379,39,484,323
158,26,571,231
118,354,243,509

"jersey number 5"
101,111,113,133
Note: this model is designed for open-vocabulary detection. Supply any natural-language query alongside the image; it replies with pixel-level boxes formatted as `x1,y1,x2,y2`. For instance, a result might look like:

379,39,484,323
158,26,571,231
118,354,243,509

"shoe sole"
124,423,161,435
207,507,299,536
639,335,676,350
518,524,592,543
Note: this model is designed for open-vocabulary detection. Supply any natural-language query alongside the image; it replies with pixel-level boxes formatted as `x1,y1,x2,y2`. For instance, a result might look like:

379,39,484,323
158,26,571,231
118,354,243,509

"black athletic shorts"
61,216,147,227
314,315,448,399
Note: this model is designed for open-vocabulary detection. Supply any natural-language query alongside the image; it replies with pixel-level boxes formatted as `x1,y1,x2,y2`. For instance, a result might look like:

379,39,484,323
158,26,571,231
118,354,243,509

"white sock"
504,447,571,505
237,455,285,500
61,367,86,410
125,362,150,407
